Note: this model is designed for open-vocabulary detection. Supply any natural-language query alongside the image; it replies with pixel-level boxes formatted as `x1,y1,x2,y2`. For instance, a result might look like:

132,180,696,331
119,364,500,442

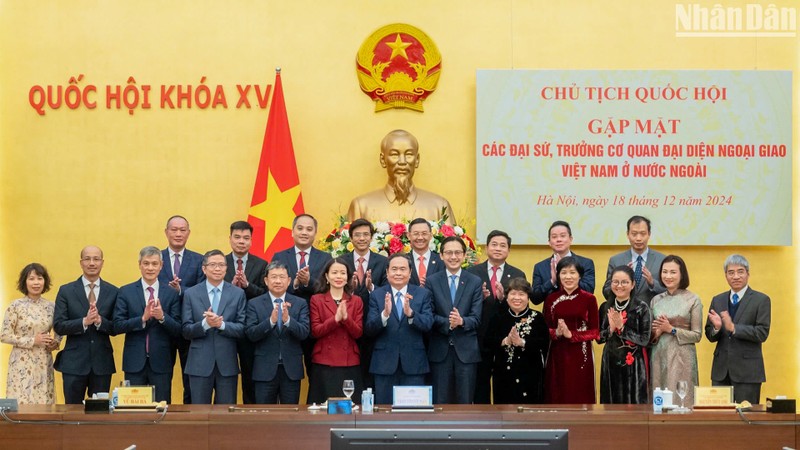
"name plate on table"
694,386,735,408
117,386,155,407
392,386,434,412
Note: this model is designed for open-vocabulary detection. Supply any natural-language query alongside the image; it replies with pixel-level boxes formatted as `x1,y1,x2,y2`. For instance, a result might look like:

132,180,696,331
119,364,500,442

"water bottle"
111,387,119,411
653,387,664,413
662,388,673,407
361,388,374,414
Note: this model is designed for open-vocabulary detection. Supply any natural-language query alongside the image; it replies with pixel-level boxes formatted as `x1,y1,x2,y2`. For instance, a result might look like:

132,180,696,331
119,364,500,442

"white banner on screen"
476,70,792,246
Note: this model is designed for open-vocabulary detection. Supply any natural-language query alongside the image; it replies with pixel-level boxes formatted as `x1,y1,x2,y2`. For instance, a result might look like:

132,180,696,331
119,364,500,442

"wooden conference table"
0,404,796,449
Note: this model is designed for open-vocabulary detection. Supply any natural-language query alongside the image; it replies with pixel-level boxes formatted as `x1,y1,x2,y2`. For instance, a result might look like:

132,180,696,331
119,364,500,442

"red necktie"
417,256,426,280
490,266,499,299
357,257,366,284
146,286,155,355
299,251,307,269
237,258,244,272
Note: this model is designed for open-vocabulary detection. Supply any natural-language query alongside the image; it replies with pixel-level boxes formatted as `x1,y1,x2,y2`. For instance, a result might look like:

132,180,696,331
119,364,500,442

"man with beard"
347,130,456,225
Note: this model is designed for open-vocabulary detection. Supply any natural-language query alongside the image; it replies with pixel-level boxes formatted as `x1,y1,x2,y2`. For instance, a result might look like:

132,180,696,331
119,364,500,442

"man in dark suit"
426,236,483,404
53,246,119,404
602,215,666,304
531,220,595,305
705,254,771,404
224,220,268,404
181,250,246,404
158,215,206,404
245,261,310,404
341,218,388,390
113,246,182,403
365,253,434,405
466,229,526,404
271,214,332,388
406,217,444,286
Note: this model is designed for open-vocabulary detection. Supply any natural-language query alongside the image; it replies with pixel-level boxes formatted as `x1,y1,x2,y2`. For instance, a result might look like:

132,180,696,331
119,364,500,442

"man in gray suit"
602,215,666,304
182,250,246,404
705,254,771,404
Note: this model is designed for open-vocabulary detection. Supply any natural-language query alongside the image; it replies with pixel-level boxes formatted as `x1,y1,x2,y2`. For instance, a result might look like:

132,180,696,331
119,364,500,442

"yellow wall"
1,0,796,403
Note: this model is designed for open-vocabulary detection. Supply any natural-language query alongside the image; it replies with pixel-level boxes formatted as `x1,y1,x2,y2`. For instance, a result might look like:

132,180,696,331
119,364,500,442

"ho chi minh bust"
347,130,456,225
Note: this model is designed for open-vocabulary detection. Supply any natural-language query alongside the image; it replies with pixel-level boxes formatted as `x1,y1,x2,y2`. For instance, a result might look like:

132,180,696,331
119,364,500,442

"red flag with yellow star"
248,69,303,261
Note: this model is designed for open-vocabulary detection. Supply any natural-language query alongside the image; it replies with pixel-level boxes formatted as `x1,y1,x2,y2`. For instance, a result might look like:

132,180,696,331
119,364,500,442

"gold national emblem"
356,23,441,112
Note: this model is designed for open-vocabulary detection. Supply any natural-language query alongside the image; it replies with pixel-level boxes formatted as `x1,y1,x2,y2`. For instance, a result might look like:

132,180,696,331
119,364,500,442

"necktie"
449,275,458,304
490,266,499,299
298,251,307,269
357,257,366,284
634,255,643,286
88,282,97,305
417,256,426,280
211,287,220,314
146,287,154,355
732,293,739,305
395,292,404,320
237,258,244,272
173,253,182,278
275,298,283,331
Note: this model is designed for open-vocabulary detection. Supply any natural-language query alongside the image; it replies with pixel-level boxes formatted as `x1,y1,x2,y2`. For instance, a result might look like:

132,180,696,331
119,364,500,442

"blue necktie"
211,287,220,314
395,292,404,320
276,298,283,331
732,293,739,305
449,275,458,304
634,255,643,286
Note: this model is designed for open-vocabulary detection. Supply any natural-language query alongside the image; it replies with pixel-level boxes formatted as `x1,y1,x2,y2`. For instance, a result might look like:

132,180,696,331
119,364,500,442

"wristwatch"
670,327,677,335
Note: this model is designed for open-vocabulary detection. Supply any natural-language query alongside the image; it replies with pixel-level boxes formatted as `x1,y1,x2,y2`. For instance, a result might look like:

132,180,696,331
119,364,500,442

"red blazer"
310,292,363,367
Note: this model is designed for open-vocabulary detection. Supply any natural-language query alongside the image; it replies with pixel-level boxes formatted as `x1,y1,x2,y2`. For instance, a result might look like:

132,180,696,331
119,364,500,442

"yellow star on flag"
386,33,411,60
249,168,301,253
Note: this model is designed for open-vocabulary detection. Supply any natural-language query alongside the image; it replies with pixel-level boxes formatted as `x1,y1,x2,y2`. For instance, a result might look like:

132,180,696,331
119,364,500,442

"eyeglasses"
442,250,464,257
204,263,227,269
267,274,289,281
611,280,631,286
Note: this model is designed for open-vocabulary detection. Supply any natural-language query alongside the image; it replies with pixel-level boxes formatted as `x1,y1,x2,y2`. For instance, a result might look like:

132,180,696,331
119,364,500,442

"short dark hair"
292,214,318,229
627,215,651,233
441,236,466,253
610,265,635,287
17,263,52,295
660,255,690,290
555,256,584,287
202,249,226,265
408,217,432,232
548,220,572,238
486,230,511,247
506,277,531,296
349,218,375,236
230,220,253,235
315,257,354,295
388,252,412,268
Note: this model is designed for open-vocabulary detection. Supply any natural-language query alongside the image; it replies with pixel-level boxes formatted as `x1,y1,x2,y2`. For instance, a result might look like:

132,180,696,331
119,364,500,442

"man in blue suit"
531,220,595,305
181,249,246,404
426,236,483,404
271,214,331,391
366,253,433,405
158,215,206,404
245,261,310,404
53,245,119,404
114,246,182,403
406,217,444,286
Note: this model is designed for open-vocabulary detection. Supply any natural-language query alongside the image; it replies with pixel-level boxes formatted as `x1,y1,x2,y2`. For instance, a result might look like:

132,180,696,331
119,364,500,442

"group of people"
1,214,771,407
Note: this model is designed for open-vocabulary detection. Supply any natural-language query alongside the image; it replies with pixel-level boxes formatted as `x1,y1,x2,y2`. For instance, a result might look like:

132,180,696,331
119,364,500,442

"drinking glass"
342,379,355,400
676,380,690,413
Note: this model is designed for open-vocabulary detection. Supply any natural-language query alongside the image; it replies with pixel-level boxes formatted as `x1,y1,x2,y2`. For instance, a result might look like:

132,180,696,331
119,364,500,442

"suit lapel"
74,280,90,311
323,293,338,316
733,290,752,322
